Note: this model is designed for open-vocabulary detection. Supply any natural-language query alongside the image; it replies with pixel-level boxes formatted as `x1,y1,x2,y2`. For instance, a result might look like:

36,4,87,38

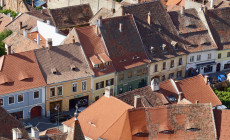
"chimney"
1,0,3,7
37,34,40,45
46,38,52,49
181,6,185,15
210,0,214,8
47,20,50,25
98,16,102,27
119,23,123,32
12,128,22,140
151,79,160,91
204,75,209,85
121,5,124,16
23,30,27,37
105,86,113,98
32,0,35,7
31,127,39,139
203,6,208,14
178,92,182,102
195,100,199,104
147,11,151,25
72,36,75,43
134,95,141,108
19,21,22,30
7,45,11,55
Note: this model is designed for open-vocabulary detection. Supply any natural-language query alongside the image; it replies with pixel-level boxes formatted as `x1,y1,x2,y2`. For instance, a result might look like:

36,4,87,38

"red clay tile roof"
122,1,187,62
63,117,75,128
160,74,222,106
169,8,217,53
89,8,113,24
0,51,46,95
3,32,43,53
99,15,150,72
40,128,62,136
0,106,28,139
116,85,168,107
26,9,54,25
49,4,93,29
34,43,94,84
78,96,133,139
0,14,11,33
75,26,116,76
89,55,102,65
213,109,230,140
206,7,230,50
27,31,46,47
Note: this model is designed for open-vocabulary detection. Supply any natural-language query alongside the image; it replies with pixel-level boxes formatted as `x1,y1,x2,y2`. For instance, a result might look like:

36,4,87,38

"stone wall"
3,0,29,13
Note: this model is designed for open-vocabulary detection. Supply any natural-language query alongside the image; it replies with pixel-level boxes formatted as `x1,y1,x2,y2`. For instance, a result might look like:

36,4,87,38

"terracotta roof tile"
66,120,85,140
34,43,94,84
78,96,133,139
122,1,187,62
99,15,150,71
0,51,46,95
40,128,62,136
0,14,11,33
62,117,75,128
27,31,46,47
89,8,113,24
75,26,116,76
89,55,102,65
26,9,53,25
49,4,93,29
160,74,222,106
98,53,111,62
3,32,42,53
213,109,230,140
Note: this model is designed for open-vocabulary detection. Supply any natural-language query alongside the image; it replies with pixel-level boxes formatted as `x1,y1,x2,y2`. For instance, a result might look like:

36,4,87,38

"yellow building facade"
216,49,230,72
149,55,187,81
46,76,92,116
92,73,115,102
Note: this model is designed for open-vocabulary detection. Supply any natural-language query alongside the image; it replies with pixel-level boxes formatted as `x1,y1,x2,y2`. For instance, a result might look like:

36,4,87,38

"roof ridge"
76,25,95,31
49,3,90,11
123,0,161,8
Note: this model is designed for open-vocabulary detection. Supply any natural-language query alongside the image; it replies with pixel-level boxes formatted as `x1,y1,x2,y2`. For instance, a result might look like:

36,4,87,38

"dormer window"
186,128,200,132
105,61,110,66
133,55,140,60
94,64,99,68
120,59,127,62
150,46,154,53
134,132,149,137
171,41,178,50
159,130,174,134
200,38,210,45
185,20,196,28
51,68,57,74
70,64,76,71
162,44,167,53
90,55,102,68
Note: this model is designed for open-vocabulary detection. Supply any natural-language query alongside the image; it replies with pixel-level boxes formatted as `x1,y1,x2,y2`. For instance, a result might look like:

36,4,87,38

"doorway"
216,63,221,72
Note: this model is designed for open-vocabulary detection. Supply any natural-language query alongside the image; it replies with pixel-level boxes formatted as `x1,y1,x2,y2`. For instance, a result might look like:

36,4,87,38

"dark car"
209,77,219,84
50,114,72,123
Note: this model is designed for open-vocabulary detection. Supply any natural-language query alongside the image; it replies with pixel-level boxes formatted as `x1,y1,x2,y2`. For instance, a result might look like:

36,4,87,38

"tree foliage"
0,29,13,56
0,8,19,18
213,87,230,108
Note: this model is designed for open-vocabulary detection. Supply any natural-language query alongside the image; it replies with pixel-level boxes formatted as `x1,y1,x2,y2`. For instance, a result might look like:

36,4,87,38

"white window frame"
208,53,211,59
57,85,63,96
72,82,78,93
82,80,87,91
8,96,15,105
33,91,40,99
50,86,56,97
190,56,194,62
0,98,4,106
197,55,201,61
17,94,24,103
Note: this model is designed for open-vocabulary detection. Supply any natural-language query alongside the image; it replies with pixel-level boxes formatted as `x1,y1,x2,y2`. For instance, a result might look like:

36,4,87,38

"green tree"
0,29,13,56
213,87,230,108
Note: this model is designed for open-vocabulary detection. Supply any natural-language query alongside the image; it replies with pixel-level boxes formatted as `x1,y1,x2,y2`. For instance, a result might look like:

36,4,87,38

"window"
163,62,166,70
170,60,174,68
94,64,99,68
208,53,211,59
119,74,124,80
177,71,182,78
162,75,165,81
82,81,87,91
204,65,213,73
106,78,114,86
218,53,221,59
119,88,123,94
72,82,77,93
197,55,201,61
128,85,132,91
154,64,158,72
57,86,63,96
178,58,182,66
34,91,39,99
190,56,194,62
224,63,230,69
128,72,132,78
50,87,55,97
18,94,23,102
95,96,99,101
228,52,230,57
9,96,14,104
0,99,3,106
169,73,174,79
96,81,104,90
137,69,142,76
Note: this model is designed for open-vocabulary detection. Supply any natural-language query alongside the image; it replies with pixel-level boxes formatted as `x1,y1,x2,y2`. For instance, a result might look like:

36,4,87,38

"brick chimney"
72,36,75,43
119,23,123,32
19,21,22,30
47,38,52,49
37,34,40,45
134,95,141,108
32,0,35,7
121,5,124,16
7,45,11,55
105,86,113,98
181,6,185,15
204,75,209,85
147,11,151,25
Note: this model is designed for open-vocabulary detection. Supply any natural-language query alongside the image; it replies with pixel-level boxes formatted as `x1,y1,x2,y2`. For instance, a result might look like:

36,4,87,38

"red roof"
160,74,222,106
0,51,46,94
76,26,115,76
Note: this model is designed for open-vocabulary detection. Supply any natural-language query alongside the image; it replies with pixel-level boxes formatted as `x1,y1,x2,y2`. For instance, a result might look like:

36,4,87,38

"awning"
196,61,216,67
29,0,46,7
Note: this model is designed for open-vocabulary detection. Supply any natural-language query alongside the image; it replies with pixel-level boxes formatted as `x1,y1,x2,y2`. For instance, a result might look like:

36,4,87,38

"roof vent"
119,23,123,32
186,128,200,131
162,44,167,53
133,55,140,60
120,59,126,62
171,41,178,50
134,132,149,137
200,38,210,45
51,68,57,74
150,46,154,53
159,130,174,134
185,20,196,28
70,64,76,71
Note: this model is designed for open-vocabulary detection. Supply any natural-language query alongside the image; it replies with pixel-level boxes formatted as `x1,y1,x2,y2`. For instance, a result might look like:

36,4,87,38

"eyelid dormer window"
186,128,200,132
159,130,174,134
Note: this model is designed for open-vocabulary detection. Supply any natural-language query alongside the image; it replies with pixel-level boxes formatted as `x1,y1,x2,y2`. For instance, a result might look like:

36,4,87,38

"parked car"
23,122,33,129
50,114,72,123
217,75,226,82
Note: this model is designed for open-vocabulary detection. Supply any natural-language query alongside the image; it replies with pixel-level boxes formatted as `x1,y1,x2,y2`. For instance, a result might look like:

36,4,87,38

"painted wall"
45,76,92,116
149,55,187,81
216,49,230,71
0,86,46,119
92,73,115,101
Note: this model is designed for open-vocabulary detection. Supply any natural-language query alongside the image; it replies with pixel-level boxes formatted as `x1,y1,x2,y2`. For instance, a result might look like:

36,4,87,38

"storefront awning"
196,61,216,67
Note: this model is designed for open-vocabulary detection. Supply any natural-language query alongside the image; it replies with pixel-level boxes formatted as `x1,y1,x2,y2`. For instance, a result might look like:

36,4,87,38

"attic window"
70,64,76,71
133,55,140,60
134,132,149,137
120,59,127,63
200,38,210,45
159,130,174,134
185,20,196,28
162,44,167,53
51,68,57,74
104,61,110,66
94,64,99,68
186,128,200,132
171,41,178,50
150,46,154,53
168,96,177,102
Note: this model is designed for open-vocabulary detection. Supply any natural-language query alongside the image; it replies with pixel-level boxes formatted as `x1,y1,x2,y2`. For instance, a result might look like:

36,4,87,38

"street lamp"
54,104,60,130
